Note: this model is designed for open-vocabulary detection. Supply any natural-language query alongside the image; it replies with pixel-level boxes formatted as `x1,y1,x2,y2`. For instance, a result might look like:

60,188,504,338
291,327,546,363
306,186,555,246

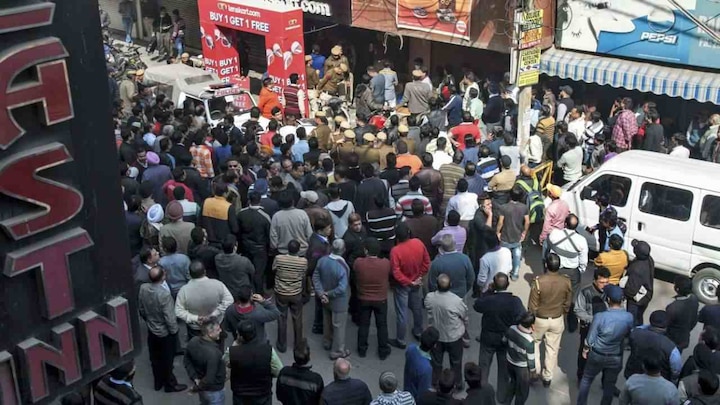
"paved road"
130,241,703,405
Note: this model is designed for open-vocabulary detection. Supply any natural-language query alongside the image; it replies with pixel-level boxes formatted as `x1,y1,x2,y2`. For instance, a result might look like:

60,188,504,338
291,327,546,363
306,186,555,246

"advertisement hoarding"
396,0,472,41
556,0,720,69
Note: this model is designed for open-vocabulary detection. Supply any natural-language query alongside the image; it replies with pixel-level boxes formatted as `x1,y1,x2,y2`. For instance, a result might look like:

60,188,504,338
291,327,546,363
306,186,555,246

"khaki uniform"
306,65,320,89
528,272,572,382
330,131,344,147
324,55,349,74
317,70,344,95
312,124,332,152
359,146,381,166
397,136,416,155
336,142,355,162
378,144,394,170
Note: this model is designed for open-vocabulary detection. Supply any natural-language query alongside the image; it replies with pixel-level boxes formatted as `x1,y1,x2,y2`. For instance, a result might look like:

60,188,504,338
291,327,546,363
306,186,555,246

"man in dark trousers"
184,320,227,404
624,310,682,383
276,341,324,405
574,266,610,381
665,276,699,353
229,321,283,405
307,217,332,335
215,234,255,299
138,266,187,392
354,163,388,220
473,272,525,403
237,192,272,292
354,237,392,359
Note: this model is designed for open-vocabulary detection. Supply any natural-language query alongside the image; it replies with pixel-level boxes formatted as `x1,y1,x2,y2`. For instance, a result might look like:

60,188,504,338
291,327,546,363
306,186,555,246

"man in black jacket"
230,321,283,405
473,273,525,403
354,163,388,220
187,227,221,279
666,276,699,353
277,341,324,405
623,240,655,327
574,266,610,380
307,221,332,334
625,310,682,382
184,320,226,404
237,192,272,292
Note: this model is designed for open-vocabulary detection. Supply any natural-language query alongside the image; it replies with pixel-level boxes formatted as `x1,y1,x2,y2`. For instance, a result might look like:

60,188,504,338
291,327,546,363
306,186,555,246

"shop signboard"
518,46,541,87
395,0,472,41
556,0,720,69
351,0,556,53
261,0,351,24
519,9,543,49
0,1,140,403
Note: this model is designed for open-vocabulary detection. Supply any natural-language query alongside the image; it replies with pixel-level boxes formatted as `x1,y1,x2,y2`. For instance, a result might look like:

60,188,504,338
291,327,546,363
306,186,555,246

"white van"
560,150,720,304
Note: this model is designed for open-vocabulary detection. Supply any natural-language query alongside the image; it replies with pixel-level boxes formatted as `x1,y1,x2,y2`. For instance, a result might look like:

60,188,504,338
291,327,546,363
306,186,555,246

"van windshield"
565,174,587,192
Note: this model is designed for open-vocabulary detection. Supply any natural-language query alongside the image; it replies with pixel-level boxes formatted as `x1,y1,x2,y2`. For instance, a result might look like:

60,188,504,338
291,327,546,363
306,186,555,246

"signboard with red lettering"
198,0,309,117
0,2,140,403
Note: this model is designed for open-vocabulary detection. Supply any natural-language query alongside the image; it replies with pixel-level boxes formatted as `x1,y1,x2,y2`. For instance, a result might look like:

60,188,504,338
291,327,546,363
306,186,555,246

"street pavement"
130,242,704,405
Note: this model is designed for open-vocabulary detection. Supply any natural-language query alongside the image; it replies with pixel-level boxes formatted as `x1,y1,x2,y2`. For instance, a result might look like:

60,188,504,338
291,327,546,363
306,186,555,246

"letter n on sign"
77,297,134,371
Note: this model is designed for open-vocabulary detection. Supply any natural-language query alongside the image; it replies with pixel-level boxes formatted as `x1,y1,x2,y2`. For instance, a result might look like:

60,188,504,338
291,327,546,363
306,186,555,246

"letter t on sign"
4,227,94,319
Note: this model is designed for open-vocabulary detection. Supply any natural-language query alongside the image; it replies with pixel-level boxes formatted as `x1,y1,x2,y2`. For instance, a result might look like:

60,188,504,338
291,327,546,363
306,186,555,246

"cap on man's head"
305,55,312,62
166,200,183,221
412,69,423,78
560,85,573,96
603,284,623,302
135,69,145,77
146,204,164,223
300,191,319,203
254,179,269,195
340,121,351,130
315,111,326,117
363,133,376,143
378,371,398,393
331,45,342,55
376,132,387,141
344,130,355,139
650,310,668,328
398,124,409,133
547,184,563,198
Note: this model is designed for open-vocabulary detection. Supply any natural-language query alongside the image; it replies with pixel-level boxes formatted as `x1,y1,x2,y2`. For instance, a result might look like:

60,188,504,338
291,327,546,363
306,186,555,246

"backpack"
516,177,545,223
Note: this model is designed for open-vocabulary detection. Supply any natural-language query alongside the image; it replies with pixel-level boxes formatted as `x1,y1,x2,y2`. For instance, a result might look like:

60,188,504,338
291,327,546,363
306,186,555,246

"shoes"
154,384,163,391
613,387,621,397
276,344,287,354
311,327,323,335
510,274,519,281
475,336,482,342
412,333,422,341
388,339,407,349
379,352,390,361
164,384,188,393
329,349,350,360
358,350,367,358
323,342,332,351
542,380,551,388
462,339,471,348
174,348,185,356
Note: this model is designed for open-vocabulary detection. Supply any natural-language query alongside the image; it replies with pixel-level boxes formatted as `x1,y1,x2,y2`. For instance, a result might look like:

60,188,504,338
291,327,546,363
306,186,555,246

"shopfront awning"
540,47,720,105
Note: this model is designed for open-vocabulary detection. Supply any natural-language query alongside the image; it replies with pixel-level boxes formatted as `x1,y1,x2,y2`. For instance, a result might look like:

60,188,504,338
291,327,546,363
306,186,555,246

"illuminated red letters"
0,39,73,150
4,227,94,319
17,324,81,402
0,142,83,239
78,298,134,371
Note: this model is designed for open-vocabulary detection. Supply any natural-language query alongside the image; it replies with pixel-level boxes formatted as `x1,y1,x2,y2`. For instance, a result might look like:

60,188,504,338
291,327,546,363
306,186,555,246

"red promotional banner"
198,0,308,115
396,0,471,41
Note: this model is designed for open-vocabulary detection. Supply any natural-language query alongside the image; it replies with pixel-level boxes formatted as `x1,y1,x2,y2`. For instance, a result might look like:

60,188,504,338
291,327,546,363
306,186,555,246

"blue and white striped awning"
541,47,720,105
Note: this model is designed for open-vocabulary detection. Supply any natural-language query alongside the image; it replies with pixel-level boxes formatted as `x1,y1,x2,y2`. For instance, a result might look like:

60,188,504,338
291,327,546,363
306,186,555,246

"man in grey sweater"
215,234,255,299
223,285,280,343
270,191,313,256
175,261,234,345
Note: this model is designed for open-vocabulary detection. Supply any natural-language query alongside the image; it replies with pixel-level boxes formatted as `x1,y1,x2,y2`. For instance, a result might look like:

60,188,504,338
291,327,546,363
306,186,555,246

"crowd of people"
83,40,720,405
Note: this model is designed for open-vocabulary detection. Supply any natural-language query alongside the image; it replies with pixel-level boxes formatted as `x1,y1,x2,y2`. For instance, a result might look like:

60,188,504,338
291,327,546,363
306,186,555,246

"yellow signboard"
519,9,543,49
518,47,541,87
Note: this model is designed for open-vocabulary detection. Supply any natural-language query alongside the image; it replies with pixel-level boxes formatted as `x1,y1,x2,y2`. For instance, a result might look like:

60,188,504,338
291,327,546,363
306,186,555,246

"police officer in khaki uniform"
305,55,319,89
360,133,382,166
335,130,356,162
377,132,394,170
331,120,350,146
317,64,346,95
528,253,572,388
324,45,350,75
312,111,332,152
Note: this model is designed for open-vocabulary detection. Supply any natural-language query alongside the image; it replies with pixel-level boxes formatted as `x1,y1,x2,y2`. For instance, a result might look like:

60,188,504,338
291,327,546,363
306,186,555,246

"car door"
629,180,697,273
569,172,636,251
692,192,720,268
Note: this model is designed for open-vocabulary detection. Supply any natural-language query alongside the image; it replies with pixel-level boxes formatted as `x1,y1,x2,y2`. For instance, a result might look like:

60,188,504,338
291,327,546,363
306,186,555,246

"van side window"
638,182,693,221
587,175,632,207
700,195,720,229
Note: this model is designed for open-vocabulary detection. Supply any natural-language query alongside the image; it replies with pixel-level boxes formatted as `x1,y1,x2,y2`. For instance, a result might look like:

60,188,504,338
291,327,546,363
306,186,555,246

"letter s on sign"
0,142,83,240
0,38,74,150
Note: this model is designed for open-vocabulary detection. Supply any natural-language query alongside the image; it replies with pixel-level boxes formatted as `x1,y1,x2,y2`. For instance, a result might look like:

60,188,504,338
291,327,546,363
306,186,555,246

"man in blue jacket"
404,326,439,399
313,239,350,360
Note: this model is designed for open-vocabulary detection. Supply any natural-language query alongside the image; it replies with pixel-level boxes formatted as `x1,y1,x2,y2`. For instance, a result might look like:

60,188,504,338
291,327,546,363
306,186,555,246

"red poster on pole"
198,0,308,116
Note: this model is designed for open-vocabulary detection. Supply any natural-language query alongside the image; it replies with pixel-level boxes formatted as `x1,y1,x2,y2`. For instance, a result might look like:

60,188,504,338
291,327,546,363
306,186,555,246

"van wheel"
693,267,720,304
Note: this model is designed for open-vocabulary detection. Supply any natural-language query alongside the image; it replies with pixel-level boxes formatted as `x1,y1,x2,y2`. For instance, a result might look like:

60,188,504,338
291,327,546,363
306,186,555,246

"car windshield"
565,174,588,192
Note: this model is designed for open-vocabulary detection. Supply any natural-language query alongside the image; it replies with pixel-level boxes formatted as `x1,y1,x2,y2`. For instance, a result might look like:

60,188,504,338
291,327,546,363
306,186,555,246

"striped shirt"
273,254,308,296
94,376,143,404
505,325,536,371
440,163,465,208
391,180,411,204
190,144,214,179
395,191,433,217
366,208,397,242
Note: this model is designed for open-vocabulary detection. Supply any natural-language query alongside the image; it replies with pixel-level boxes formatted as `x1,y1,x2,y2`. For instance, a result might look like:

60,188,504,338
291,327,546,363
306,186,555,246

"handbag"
619,274,628,288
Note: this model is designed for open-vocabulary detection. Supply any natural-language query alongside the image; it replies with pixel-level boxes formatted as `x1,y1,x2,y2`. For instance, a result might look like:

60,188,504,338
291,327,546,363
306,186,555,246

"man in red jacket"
389,223,430,349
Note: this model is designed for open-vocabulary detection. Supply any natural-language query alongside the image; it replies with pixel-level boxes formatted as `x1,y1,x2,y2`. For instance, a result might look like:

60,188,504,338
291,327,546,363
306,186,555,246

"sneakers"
510,274,519,281
388,339,407,349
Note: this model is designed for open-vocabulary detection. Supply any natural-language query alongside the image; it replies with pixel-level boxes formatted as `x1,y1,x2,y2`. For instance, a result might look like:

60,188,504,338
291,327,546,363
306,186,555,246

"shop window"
586,174,632,207
700,195,720,229
638,182,693,222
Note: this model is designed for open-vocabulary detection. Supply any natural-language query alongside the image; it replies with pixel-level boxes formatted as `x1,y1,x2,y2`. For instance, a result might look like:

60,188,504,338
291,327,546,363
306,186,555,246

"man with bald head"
138,266,187,392
424,273,469,392
321,359,372,405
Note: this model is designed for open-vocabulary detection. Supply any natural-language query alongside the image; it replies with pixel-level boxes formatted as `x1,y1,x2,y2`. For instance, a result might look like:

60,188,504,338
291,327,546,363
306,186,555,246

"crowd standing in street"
107,38,720,405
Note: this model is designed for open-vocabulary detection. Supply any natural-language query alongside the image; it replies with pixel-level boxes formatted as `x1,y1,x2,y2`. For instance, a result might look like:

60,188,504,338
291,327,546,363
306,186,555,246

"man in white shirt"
544,214,588,333
446,178,478,223
567,106,587,140
669,133,691,158
432,137,453,170
476,234,512,293
557,134,584,184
